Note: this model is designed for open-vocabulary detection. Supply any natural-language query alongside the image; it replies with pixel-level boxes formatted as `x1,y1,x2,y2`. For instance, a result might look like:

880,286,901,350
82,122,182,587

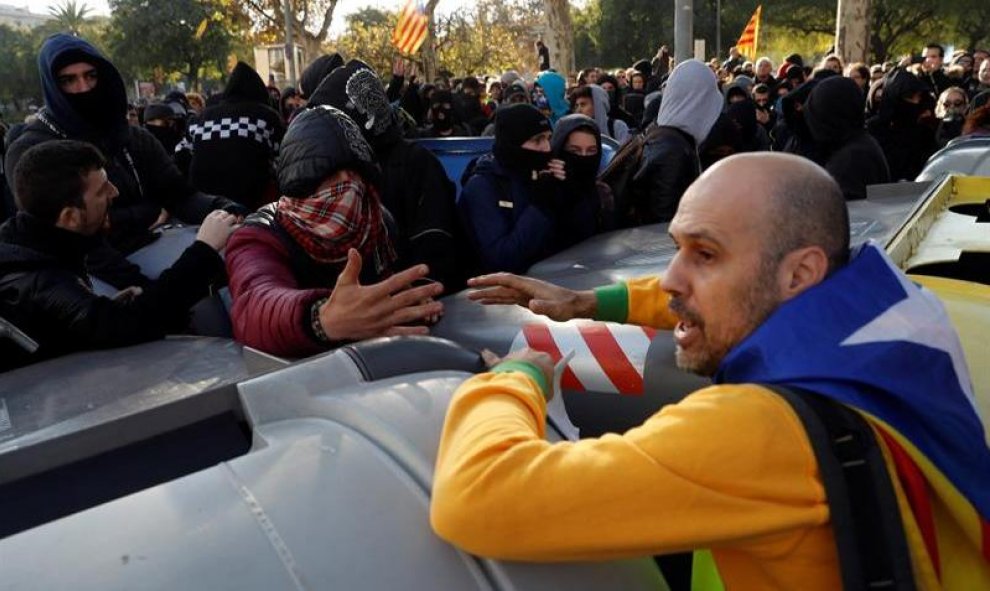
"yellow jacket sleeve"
593,276,679,329
430,371,832,568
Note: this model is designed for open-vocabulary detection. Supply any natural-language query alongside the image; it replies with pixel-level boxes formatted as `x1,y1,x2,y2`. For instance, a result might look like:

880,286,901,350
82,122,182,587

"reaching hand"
501,348,555,400
196,210,240,252
319,249,445,341
543,158,566,181
466,273,596,322
392,55,406,78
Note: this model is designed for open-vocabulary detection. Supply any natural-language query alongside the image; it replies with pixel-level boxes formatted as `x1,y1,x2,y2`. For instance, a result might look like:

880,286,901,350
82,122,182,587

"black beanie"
494,103,551,149
51,49,97,76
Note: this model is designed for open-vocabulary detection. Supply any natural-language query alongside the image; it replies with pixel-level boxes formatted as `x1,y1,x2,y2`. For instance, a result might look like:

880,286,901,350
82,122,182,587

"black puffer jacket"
186,62,285,210
4,35,241,287
308,61,469,290
805,76,890,200
0,213,223,372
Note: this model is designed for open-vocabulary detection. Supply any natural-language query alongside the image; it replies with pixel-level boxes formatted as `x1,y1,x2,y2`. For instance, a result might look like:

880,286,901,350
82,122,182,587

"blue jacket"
459,154,596,273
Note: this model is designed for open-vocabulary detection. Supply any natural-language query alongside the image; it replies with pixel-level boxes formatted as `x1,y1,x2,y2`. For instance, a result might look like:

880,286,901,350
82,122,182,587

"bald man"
431,153,989,589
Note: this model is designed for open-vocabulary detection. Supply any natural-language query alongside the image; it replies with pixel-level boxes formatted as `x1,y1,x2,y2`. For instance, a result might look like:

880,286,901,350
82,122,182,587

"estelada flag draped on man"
392,0,430,55
736,5,762,60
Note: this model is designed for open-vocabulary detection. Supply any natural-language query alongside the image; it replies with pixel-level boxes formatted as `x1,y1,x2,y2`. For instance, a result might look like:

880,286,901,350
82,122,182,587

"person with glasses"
935,86,969,147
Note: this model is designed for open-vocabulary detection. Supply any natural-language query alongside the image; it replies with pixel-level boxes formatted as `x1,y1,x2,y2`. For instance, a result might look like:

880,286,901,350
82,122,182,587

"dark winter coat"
805,76,890,200
0,212,223,372
185,62,285,210
867,68,938,181
628,126,700,224
4,35,241,287
459,154,595,274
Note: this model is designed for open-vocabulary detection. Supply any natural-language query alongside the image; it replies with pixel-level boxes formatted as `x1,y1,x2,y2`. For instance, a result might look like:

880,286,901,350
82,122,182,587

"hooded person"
141,102,183,154
804,76,890,200
458,104,574,273
550,114,613,234
298,53,344,99
574,84,631,143
419,89,470,137
867,68,938,181
307,59,469,292
723,76,754,103
774,79,821,158
534,70,570,127
626,59,722,224
725,98,770,152
225,105,444,358
5,34,245,289
181,62,285,211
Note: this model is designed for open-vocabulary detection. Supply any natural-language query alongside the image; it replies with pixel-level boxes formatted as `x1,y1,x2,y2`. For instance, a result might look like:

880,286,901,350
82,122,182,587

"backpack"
598,123,664,226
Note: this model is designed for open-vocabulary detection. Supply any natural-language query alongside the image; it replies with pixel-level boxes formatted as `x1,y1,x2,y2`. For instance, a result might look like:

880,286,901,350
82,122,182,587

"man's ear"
54,206,81,232
777,246,829,302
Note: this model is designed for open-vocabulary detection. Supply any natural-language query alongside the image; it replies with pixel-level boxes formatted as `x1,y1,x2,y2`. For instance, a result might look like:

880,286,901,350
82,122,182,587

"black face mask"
65,84,118,131
561,151,600,184
432,106,454,131
495,144,553,179
145,125,181,152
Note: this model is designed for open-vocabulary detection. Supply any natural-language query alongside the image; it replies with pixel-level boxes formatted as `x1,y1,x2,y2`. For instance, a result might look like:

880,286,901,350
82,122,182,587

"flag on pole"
391,0,430,55
736,5,762,60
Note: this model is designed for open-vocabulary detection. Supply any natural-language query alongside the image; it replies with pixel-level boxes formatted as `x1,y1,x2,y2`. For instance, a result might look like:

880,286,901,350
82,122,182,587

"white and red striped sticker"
510,322,658,395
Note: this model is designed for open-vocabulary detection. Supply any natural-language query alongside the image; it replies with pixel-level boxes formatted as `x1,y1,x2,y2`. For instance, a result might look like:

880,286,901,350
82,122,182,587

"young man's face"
631,76,645,91
924,47,943,71
521,130,551,152
573,96,595,118
56,62,99,94
66,168,118,235
753,91,770,108
563,130,598,156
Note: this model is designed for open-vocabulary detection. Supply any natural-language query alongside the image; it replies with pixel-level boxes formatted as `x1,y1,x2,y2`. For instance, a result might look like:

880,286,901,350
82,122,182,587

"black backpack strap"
764,384,917,591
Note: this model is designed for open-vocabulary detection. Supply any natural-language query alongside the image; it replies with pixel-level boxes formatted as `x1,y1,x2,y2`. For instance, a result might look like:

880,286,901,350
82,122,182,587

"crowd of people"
0,28,987,591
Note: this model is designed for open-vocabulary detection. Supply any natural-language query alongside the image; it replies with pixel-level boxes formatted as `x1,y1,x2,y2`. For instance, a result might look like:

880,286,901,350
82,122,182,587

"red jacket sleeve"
226,225,330,358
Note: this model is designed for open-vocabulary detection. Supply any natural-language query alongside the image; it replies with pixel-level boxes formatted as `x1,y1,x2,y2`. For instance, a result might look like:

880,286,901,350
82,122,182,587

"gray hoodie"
656,60,723,145
589,84,630,144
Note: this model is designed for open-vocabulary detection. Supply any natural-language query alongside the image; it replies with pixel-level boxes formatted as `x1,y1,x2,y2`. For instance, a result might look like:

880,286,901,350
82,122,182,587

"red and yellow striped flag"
391,0,429,55
736,5,762,61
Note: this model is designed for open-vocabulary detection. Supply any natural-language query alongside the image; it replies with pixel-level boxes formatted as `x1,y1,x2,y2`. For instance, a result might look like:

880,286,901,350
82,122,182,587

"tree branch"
316,0,338,38
243,0,280,27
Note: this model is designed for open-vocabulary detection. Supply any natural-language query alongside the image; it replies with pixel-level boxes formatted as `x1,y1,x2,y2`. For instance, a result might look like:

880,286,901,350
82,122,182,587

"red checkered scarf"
276,169,396,273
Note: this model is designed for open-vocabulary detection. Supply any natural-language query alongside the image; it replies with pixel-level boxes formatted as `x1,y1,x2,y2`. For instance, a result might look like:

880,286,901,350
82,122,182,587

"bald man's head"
689,153,850,274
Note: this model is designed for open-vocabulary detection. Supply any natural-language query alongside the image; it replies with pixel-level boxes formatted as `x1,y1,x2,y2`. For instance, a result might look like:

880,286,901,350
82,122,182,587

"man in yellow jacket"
430,153,990,589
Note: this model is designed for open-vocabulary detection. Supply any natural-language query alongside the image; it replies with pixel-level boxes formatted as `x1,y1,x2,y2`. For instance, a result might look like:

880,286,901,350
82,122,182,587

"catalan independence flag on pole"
736,5,761,60
392,0,430,55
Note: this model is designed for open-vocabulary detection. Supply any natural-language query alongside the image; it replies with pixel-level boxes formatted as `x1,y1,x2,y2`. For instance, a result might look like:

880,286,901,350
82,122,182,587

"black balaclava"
430,90,457,132
551,114,602,185
493,103,552,178
51,50,118,133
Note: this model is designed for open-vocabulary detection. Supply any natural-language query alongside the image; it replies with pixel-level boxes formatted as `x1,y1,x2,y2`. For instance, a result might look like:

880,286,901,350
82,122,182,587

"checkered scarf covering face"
276,169,396,273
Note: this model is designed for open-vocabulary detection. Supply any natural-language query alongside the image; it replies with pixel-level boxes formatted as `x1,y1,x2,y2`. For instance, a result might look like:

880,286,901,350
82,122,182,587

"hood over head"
535,70,569,124
656,59,723,145
276,105,379,198
551,113,602,184
222,61,270,104
492,103,552,176
805,75,866,145
299,53,344,98
724,75,753,101
587,84,611,133
307,59,397,140
37,34,128,145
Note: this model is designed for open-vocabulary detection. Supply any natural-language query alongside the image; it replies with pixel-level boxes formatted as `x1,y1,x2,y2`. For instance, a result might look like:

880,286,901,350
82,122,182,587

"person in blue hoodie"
534,70,569,127
459,104,579,274
4,34,245,288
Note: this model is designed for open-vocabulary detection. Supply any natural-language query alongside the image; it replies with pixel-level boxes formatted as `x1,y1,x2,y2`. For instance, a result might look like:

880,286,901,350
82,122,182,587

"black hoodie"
805,76,890,200
867,68,937,181
4,34,242,288
186,62,285,210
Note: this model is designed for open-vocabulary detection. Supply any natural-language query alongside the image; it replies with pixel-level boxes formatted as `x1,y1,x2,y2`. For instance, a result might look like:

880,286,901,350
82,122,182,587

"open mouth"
674,319,702,349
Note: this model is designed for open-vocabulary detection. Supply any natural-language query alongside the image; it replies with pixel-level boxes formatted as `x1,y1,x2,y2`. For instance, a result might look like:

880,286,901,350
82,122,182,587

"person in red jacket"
225,105,443,358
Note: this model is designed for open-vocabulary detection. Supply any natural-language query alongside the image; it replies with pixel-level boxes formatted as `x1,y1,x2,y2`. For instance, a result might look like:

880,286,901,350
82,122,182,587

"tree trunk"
422,0,441,82
835,0,871,65
543,0,574,75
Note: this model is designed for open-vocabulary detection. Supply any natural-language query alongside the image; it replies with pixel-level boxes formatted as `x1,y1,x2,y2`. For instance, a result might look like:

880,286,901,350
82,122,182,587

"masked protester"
804,76,890,200
182,62,285,211
4,34,245,289
459,104,576,273
142,102,183,154
551,114,615,233
307,59,470,292
867,68,938,181
225,105,444,358
420,90,469,137
935,87,968,147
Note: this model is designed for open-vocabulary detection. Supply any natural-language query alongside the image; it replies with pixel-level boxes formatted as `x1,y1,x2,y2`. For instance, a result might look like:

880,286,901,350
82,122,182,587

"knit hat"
494,103,550,148
493,103,552,176
307,59,395,138
143,102,174,122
